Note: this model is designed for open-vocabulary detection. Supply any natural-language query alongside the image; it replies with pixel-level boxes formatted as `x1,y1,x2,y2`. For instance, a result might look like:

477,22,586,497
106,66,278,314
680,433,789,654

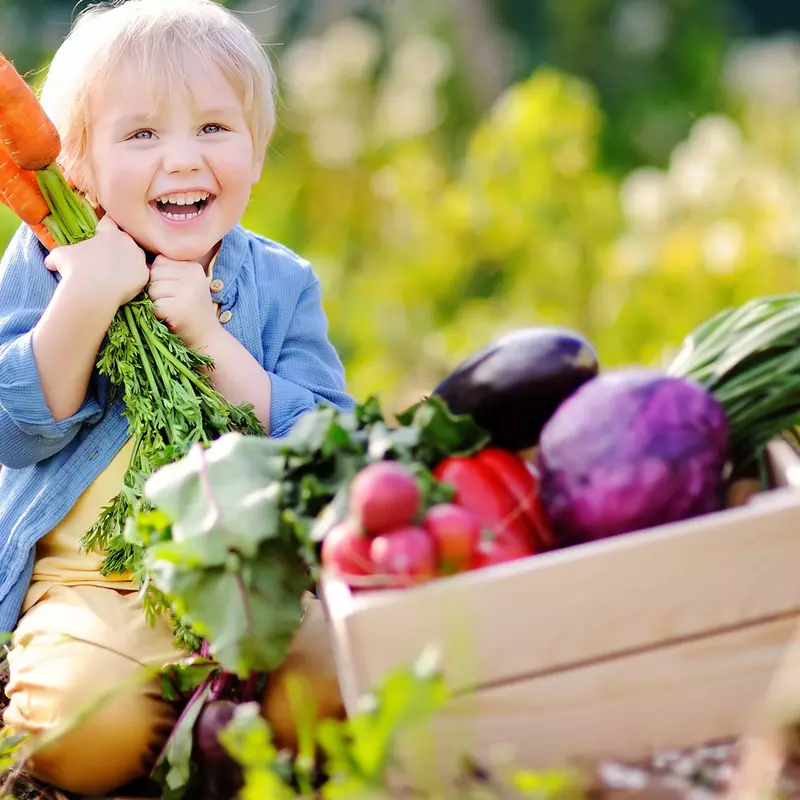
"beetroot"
537,369,729,544
196,699,238,764
194,700,243,798
349,461,421,535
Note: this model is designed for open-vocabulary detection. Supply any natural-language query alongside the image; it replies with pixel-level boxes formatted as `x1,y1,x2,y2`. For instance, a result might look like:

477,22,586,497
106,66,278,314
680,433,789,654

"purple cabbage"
537,369,729,544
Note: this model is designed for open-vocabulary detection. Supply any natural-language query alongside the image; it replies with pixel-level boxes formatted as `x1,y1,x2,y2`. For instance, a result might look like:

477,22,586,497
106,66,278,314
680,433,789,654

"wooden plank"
767,438,800,489
395,614,800,781
323,479,800,705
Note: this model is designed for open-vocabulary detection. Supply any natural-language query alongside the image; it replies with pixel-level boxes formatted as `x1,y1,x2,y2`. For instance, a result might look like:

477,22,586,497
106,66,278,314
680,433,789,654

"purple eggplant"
433,326,599,450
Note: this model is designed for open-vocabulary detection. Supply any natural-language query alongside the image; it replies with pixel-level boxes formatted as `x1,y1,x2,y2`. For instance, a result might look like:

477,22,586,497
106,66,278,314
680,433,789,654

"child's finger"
148,264,186,282
146,277,181,299
150,297,171,321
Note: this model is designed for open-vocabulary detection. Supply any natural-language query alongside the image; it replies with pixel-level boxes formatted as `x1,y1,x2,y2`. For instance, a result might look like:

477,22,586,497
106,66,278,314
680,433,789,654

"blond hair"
39,0,277,192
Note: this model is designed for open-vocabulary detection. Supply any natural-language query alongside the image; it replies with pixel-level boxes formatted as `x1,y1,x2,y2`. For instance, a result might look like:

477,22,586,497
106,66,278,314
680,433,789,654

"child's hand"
44,214,149,310
148,256,219,350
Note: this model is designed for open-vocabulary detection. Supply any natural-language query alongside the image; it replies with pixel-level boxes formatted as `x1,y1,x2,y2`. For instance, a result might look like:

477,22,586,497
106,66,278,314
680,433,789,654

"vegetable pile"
320,448,548,588
314,307,800,593
130,308,800,798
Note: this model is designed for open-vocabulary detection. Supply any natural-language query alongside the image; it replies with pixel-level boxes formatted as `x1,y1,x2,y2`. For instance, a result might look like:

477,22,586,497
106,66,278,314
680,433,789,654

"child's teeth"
156,191,210,205
164,210,201,220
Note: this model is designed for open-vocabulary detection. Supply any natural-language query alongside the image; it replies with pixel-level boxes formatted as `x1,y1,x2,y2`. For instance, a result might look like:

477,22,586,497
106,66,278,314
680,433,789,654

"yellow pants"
3,586,344,796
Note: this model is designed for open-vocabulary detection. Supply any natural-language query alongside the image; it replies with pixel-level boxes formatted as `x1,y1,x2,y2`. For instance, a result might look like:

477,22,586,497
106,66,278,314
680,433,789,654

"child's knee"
15,694,173,796
4,633,176,795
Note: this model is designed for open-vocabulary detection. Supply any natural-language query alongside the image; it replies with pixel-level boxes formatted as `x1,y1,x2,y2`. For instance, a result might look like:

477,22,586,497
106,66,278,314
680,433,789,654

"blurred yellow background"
3,0,800,413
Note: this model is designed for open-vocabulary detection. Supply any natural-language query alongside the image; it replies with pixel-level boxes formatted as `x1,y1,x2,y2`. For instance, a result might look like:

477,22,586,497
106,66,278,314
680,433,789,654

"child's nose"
161,138,203,174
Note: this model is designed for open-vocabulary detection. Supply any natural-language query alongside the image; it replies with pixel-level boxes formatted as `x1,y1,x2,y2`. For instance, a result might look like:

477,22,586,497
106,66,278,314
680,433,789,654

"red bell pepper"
472,448,556,551
432,447,553,559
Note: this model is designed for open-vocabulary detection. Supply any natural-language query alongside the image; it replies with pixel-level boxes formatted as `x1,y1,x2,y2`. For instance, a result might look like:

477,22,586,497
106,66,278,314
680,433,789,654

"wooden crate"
319,439,800,771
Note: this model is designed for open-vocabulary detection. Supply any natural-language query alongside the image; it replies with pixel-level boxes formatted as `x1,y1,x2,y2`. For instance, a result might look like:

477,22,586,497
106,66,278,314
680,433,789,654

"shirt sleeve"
0,225,104,468
267,270,355,439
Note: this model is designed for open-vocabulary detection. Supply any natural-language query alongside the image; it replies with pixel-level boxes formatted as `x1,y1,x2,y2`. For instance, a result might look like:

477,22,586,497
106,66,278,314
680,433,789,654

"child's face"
85,54,263,266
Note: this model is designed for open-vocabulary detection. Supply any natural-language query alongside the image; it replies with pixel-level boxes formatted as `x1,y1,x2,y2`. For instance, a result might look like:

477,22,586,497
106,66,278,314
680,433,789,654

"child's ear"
251,152,266,185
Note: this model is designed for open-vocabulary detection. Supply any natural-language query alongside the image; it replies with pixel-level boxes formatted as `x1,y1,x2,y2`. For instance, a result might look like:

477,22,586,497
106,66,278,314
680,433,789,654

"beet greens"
132,395,488,799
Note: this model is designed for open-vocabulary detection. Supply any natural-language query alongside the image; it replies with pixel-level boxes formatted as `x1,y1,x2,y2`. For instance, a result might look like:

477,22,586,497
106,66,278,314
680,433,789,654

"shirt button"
209,279,224,292
219,310,232,324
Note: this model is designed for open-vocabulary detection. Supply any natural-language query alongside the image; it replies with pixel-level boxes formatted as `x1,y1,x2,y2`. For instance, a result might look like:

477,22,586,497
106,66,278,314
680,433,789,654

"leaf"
143,435,286,558
511,767,587,798
125,508,172,548
309,480,351,544
319,647,449,785
0,727,27,773
406,463,456,509
160,657,219,703
147,539,309,677
152,681,213,800
146,533,231,570
217,703,297,800
367,422,419,461
396,395,490,464
280,405,344,455
355,395,385,427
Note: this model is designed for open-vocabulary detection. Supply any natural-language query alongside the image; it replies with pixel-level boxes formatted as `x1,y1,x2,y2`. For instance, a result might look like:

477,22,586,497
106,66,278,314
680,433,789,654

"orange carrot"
0,190,57,250
0,52,61,171
0,142,50,225
31,221,57,250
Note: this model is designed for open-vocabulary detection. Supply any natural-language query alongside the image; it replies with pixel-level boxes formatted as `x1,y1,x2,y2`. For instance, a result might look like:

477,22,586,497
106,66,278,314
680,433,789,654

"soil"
589,738,800,798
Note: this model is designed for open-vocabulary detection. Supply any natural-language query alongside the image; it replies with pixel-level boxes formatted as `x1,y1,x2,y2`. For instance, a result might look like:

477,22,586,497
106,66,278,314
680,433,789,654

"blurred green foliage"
2,2,800,413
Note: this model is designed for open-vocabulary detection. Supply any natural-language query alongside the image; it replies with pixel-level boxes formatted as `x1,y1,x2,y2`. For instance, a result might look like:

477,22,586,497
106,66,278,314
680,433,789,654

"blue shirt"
0,223,354,634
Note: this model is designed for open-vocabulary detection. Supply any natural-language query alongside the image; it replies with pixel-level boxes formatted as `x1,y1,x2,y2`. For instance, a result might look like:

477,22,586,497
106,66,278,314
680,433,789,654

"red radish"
321,519,374,580
370,526,437,587
422,503,481,575
349,461,421,535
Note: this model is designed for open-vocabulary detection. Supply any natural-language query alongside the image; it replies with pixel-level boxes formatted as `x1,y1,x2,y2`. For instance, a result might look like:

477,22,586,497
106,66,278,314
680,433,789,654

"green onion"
668,295,800,466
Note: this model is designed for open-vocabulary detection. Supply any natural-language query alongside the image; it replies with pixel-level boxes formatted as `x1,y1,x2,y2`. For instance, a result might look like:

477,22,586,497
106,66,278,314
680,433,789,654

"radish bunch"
321,461,484,589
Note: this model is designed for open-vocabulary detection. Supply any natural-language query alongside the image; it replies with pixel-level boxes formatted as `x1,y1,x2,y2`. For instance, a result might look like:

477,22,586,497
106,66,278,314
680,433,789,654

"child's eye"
130,130,154,140
201,124,223,134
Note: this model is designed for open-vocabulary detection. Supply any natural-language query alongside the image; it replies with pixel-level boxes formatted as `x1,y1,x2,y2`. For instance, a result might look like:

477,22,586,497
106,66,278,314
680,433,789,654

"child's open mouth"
151,191,215,222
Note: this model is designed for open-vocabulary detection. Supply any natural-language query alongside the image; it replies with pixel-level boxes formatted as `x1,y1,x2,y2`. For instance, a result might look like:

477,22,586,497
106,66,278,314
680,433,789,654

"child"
0,0,354,794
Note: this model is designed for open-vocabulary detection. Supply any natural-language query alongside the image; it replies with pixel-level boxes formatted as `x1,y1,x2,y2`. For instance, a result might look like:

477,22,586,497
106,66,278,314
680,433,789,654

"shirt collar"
207,223,249,307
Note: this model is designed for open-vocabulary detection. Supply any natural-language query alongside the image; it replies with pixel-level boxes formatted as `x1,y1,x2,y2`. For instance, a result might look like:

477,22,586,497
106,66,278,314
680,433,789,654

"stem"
241,672,260,702
43,215,68,247
235,573,254,643
36,169,83,241
122,306,174,447
195,444,223,528
41,164,97,235
141,313,180,410
152,674,215,775
139,319,220,402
